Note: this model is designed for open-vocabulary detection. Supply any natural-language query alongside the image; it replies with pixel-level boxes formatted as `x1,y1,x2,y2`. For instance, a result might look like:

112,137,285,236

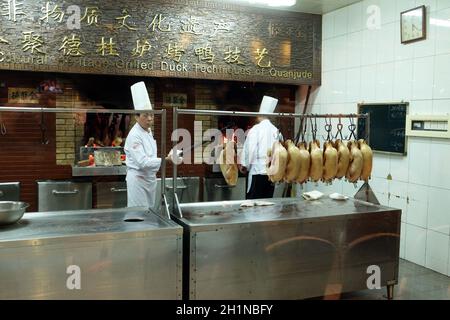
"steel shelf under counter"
172,197,401,300
0,208,183,299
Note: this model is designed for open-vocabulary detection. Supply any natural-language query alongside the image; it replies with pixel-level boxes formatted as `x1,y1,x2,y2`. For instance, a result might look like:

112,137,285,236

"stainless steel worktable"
0,208,183,300
173,197,401,300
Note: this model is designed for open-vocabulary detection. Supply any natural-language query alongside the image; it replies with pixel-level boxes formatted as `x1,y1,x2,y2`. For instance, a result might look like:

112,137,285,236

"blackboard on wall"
357,103,408,155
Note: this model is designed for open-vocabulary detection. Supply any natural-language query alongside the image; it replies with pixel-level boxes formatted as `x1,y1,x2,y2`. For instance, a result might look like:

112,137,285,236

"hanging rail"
171,108,371,217
0,106,164,115
176,108,369,119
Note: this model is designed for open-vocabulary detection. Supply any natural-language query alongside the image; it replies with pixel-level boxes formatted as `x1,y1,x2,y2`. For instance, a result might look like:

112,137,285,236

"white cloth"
302,190,324,201
240,119,280,193
131,81,152,110
259,96,278,113
125,123,161,208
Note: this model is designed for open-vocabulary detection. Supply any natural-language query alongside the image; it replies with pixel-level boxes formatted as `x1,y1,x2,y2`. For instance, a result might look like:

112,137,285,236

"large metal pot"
0,201,29,226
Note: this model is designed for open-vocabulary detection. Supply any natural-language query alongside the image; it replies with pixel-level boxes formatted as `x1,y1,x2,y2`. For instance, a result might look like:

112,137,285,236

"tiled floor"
339,259,450,300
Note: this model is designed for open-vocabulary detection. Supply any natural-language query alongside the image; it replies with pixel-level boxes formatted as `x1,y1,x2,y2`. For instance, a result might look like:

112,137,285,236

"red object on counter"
89,154,94,166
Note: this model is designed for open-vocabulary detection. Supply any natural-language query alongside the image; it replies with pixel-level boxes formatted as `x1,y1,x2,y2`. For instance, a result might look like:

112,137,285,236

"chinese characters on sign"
8,87,39,104
2,0,25,22
0,0,320,85
163,93,187,108
22,31,45,55
59,35,85,56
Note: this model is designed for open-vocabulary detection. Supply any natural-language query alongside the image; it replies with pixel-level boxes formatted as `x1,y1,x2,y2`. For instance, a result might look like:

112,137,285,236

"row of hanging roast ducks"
266,138,373,185
218,137,373,187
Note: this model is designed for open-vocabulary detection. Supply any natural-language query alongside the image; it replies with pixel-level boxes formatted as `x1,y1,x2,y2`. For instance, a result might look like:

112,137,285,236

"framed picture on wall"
401,5,426,44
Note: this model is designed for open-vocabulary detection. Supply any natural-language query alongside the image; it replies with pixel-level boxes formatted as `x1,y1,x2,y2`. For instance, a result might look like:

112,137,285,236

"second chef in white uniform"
239,96,280,199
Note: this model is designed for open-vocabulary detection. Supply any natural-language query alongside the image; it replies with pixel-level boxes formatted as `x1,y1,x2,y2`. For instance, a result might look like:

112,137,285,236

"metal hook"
322,117,333,141
310,116,317,141
301,115,307,143
40,110,49,145
334,116,345,140
348,115,357,141
0,114,6,136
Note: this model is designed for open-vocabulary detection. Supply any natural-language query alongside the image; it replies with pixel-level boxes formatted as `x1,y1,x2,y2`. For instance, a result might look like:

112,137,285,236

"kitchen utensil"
0,201,29,225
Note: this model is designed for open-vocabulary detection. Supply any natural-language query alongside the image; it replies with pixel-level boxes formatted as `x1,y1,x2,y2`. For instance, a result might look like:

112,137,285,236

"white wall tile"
395,27,415,61
409,100,432,114
380,0,397,24
400,222,407,259
390,153,409,182
361,28,378,65
433,8,450,55
448,245,450,276
396,0,418,14
334,6,349,37
405,224,427,266
427,186,450,235
389,180,408,222
348,2,363,33
346,31,363,68
372,152,390,178
417,0,437,13
408,137,431,185
322,12,335,40
412,56,435,100
322,39,334,72
342,180,364,197
437,0,450,11
334,35,348,70
361,0,381,21
393,60,414,101
360,65,377,101
433,53,450,99
369,176,389,192
330,70,347,103
377,23,396,64
320,72,332,104
413,11,437,58
425,230,449,275
429,139,450,190
375,62,394,101
432,99,450,114
346,68,361,103
407,183,429,228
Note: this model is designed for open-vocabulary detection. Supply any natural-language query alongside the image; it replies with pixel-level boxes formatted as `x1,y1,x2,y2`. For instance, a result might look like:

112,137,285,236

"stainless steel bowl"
0,201,29,225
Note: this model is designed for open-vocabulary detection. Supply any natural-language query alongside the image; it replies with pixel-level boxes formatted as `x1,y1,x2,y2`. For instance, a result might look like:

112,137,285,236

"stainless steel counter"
174,197,401,300
72,165,127,176
0,208,183,299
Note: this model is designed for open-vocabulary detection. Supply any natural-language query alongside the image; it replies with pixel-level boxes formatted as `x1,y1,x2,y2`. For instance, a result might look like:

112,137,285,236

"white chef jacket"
124,123,161,208
240,119,280,193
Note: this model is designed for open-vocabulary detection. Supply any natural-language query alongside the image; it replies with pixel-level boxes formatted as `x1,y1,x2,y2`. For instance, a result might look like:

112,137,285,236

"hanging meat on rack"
335,139,350,179
284,140,302,183
323,140,338,183
219,140,239,186
295,142,311,184
346,140,363,183
267,141,288,183
309,140,323,182
358,139,373,182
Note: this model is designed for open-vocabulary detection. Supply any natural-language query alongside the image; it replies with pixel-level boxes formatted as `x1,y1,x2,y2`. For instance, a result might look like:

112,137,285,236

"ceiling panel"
220,0,363,14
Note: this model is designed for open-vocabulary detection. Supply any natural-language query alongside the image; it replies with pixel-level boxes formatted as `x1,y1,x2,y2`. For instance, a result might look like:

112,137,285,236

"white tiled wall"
315,0,450,276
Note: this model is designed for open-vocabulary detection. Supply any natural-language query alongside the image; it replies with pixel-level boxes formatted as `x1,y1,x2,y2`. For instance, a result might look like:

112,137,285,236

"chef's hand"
238,164,247,174
166,148,183,165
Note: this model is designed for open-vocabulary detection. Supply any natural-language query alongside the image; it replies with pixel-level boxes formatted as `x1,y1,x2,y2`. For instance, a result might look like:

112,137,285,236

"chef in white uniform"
239,96,280,199
125,81,181,208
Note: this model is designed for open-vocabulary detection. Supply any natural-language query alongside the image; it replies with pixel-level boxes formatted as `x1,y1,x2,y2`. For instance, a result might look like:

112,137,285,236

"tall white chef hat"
131,81,152,111
258,95,278,114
